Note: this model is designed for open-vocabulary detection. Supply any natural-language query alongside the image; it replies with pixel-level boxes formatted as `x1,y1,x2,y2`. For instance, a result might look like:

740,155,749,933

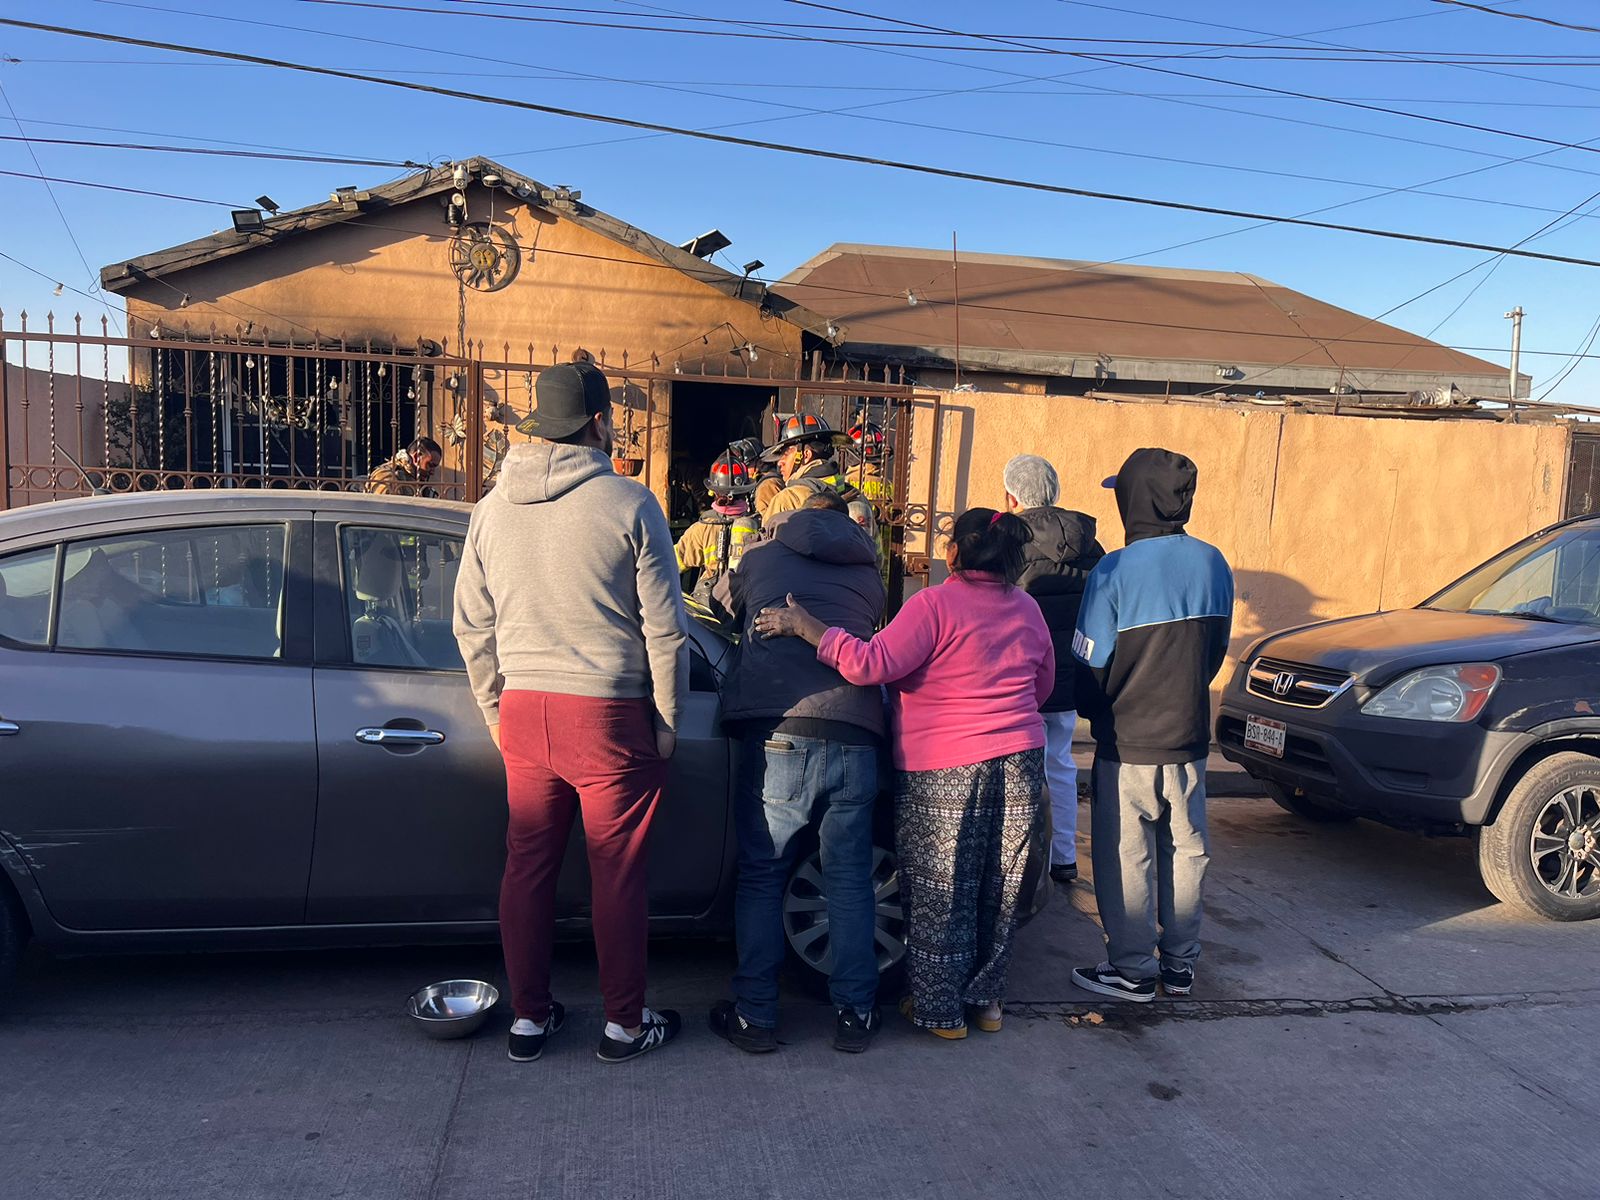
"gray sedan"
0,491,1047,996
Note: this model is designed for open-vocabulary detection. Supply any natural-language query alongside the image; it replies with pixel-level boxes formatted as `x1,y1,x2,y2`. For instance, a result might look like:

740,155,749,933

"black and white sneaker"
1160,965,1194,997
507,1001,566,1063
709,1000,777,1054
833,1006,881,1054
1071,963,1156,1003
1049,862,1079,884
596,1007,682,1064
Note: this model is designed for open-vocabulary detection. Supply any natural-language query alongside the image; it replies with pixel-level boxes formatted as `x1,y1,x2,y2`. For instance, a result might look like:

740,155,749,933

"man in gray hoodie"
708,492,887,1054
454,361,688,1066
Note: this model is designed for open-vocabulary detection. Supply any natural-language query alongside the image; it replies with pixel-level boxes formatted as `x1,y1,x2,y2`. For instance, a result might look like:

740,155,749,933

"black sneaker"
833,1006,881,1054
709,1000,778,1054
507,1001,565,1063
1071,962,1156,1003
1160,965,1194,997
596,1007,681,1064
1049,862,1079,884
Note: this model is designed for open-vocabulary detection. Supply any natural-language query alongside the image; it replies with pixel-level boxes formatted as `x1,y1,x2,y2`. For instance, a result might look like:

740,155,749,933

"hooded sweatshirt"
453,442,688,732
713,507,886,738
1014,506,1105,713
1072,448,1234,765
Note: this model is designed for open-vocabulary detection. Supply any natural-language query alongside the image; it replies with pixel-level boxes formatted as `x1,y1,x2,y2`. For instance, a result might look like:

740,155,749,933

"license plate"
1244,714,1287,758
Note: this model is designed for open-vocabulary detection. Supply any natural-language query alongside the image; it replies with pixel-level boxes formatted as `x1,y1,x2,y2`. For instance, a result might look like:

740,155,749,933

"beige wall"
908,391,1570,678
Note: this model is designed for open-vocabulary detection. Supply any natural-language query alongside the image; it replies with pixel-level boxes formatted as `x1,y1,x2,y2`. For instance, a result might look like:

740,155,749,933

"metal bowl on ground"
406,979,500,1040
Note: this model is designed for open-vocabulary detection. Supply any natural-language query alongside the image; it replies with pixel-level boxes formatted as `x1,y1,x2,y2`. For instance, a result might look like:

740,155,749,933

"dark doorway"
668,381,776,524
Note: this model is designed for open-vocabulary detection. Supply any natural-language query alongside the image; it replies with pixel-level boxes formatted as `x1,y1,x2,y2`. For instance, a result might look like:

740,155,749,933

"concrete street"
4,795,1597,1200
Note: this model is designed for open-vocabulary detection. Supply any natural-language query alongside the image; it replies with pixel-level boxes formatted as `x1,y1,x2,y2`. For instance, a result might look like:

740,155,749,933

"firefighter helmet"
761,411,850,462
726,436,765,473
849,421,887,462
705,449,759,497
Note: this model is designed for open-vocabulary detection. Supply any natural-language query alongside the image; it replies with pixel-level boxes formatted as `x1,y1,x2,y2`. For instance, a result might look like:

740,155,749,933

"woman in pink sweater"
755,508,1054,1038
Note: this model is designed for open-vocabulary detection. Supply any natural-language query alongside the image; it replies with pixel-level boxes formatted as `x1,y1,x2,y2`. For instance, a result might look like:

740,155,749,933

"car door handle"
355,727,445,747
0,720,18,736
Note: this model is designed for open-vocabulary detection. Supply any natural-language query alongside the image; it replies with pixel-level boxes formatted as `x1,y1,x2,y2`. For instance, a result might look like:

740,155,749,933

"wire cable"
0,78,122,331
1429,1,1600,36
784,0,1600,163
12,17,1600,271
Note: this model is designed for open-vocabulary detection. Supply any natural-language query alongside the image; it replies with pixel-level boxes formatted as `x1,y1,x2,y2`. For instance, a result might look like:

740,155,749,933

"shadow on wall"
1230,569,1333,664
923,403,977,585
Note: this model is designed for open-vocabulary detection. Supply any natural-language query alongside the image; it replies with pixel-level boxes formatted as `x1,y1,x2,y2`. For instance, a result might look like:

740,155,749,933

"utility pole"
1505,305,1524,420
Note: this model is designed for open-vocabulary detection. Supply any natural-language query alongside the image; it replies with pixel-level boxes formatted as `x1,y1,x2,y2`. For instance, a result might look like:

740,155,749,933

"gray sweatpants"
1089,757,1210,982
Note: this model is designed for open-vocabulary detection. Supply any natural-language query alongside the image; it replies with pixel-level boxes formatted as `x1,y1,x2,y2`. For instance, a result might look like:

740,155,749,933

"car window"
57,525,287,658
1430,526,1600,624
0,545,57,648
340,526,465,670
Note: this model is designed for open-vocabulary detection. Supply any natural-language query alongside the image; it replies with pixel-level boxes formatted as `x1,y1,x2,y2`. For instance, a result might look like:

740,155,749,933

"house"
777,243,1528,400
93,158,860,520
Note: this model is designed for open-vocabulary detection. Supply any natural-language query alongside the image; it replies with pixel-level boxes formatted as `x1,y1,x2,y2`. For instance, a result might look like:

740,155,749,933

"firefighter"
760,413,862,519
675,448,762,603
364,435,443,496
845,420,892,507
729,436,784,521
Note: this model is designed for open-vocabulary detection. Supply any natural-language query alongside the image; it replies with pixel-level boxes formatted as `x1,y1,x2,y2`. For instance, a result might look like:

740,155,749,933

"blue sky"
4,0,1600,400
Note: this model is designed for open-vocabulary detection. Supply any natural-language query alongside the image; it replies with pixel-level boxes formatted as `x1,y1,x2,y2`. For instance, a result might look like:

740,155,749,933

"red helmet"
849,421,886,462
762,412,850,462
705,449,758,497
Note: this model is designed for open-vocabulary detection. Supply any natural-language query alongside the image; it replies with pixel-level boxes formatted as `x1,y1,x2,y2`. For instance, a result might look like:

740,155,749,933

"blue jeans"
732,733,880,1028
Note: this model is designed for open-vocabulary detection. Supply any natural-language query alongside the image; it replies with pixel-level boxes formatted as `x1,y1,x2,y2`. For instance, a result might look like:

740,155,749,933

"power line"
16,99,1600,228
0,78,122,332
93,0,1600,191
0,166,245,206
0,133,420,169
0,248,107,310
784,0,1600,163
1429,1,1600,36
14,18,1600,272
363,0,1600,60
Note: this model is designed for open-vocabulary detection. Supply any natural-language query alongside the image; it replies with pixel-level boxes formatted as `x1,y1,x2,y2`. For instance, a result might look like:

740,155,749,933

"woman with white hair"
1003,454,1105,884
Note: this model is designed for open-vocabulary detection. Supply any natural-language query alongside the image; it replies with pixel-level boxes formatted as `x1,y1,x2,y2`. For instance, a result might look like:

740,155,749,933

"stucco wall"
908,392,1570,678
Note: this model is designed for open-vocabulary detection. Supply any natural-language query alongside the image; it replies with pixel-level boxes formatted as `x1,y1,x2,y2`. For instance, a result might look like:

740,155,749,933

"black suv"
1218,513,1600,921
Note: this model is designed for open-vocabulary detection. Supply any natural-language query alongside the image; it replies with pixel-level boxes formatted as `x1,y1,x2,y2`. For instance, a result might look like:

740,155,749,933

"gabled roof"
99,157,833,339
775,244,1525,398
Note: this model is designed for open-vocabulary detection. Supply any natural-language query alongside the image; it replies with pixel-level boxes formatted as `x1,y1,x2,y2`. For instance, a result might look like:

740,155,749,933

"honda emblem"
1271,671,1296,697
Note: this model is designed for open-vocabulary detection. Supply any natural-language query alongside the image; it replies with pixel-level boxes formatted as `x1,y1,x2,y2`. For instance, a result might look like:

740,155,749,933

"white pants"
1043,711,1079,866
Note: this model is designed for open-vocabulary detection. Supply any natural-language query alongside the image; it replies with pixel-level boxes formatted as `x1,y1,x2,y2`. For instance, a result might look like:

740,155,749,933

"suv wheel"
782,844,906,989
1265,782,1356,823
1478,752,1600,921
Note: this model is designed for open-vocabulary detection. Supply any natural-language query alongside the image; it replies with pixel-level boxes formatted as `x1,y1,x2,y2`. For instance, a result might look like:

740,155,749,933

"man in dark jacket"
708,492,887,1054
1070,447,1233,1004
1004,454,1105,885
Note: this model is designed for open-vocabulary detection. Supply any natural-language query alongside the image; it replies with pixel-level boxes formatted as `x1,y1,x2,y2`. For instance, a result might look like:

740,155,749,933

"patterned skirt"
894,748,1045,1030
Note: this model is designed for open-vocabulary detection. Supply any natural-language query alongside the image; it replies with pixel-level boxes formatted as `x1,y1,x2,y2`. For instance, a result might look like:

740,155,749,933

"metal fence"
1,313,935,598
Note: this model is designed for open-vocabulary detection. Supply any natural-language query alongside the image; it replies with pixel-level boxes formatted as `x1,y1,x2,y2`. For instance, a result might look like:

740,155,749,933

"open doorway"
668,381,777,525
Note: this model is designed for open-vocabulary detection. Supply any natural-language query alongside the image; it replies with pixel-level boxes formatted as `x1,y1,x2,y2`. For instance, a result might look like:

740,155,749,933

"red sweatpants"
498,690,665,1027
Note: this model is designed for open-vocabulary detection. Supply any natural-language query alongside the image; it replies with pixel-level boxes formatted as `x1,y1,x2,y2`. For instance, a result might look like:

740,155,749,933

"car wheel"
1264,782,1356,823
1478,752,1600,921
782,845,906,991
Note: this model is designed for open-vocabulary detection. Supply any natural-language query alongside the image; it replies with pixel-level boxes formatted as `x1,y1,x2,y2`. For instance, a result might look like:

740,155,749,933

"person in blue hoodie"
708,491,887,1054
1069,448,1234,1003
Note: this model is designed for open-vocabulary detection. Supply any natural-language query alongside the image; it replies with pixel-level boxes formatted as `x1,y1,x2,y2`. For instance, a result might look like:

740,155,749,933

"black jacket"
1014,506,1105,713
1073,449,1234,764
712,508,887,737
